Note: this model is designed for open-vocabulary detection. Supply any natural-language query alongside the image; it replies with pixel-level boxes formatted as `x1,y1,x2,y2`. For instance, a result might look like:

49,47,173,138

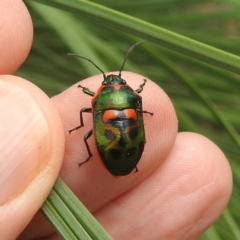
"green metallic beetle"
69,42,153,176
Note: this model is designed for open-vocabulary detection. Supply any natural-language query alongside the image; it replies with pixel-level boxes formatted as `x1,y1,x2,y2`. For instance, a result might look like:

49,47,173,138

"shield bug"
69,42,153,176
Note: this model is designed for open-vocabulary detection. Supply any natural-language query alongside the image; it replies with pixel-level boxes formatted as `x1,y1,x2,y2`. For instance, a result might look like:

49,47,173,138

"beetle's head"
102,75,126,85
101,42,144,86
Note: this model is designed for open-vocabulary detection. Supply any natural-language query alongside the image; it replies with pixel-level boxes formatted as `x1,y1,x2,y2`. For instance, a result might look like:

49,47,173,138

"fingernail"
0,81,50,205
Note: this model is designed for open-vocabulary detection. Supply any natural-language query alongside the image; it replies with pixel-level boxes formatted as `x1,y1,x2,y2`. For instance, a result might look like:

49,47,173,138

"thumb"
0,75,65,239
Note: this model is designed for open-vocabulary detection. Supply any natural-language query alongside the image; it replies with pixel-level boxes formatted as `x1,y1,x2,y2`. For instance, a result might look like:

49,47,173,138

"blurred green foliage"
21,1,240,239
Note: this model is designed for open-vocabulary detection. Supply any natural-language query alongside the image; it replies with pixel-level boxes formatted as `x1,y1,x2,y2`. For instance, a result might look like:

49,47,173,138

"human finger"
54,71,178,209
19,72,178,239
0,75,65,239
0,0,33,74
95,132,232,239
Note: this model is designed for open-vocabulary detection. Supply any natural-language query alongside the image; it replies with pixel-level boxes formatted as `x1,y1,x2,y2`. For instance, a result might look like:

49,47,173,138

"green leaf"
41,178,112,240
29,0,240,74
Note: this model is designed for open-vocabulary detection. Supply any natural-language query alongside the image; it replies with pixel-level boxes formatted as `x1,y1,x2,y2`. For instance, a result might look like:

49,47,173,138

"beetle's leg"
69,107,92,134
136,108,153,116
136,80,153,115
142,110,154,116
135,166,139,173
78,85,95,96
135,79,147,93
79,129,93,167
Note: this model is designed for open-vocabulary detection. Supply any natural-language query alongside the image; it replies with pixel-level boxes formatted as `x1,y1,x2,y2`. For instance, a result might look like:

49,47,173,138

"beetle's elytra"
69,42,153,176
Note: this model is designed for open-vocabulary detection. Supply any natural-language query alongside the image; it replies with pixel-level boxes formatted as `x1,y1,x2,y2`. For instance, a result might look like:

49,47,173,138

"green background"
21,1,240,239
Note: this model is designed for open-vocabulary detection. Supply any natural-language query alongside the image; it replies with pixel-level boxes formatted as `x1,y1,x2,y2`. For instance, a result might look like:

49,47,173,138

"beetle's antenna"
118,41,144,77
68,53,107,79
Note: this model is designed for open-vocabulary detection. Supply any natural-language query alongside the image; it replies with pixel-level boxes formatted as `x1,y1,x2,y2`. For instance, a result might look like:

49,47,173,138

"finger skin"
95,132,232,240
19,72,232,240
0,76,65,239
19,72,178,239
1,1,231,239
54,72,178,209
0,0,33,74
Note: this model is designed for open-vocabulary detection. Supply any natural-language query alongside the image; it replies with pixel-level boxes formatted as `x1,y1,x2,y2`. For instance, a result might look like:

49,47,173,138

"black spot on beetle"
101,86,115,92
129,127,138,139
120,86,132,92
110,149,121,159
119,134,128,147
104,129,116,141
125,147,136,157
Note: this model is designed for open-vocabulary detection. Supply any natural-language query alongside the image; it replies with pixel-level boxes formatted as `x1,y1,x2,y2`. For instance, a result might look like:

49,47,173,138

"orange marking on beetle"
91,85,105,104
102,109,138,123
112,84,127,90
123,109,137,121
102,110,119,123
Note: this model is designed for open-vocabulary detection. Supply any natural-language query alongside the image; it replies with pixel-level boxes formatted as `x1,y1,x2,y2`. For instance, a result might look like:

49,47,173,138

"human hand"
0,1,65,239
1,1,232,239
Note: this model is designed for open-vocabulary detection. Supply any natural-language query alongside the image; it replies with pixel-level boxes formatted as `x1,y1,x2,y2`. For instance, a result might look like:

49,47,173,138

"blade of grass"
144,46,240,149
45,189,92,239
53,178,113,240
41,178,113,240
30,5,107,75
41,200,80,239
28,3,139,75
222,208,240,239
199,226,222,240
216,0,240,8
171,101,204,134
29,0,240,74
